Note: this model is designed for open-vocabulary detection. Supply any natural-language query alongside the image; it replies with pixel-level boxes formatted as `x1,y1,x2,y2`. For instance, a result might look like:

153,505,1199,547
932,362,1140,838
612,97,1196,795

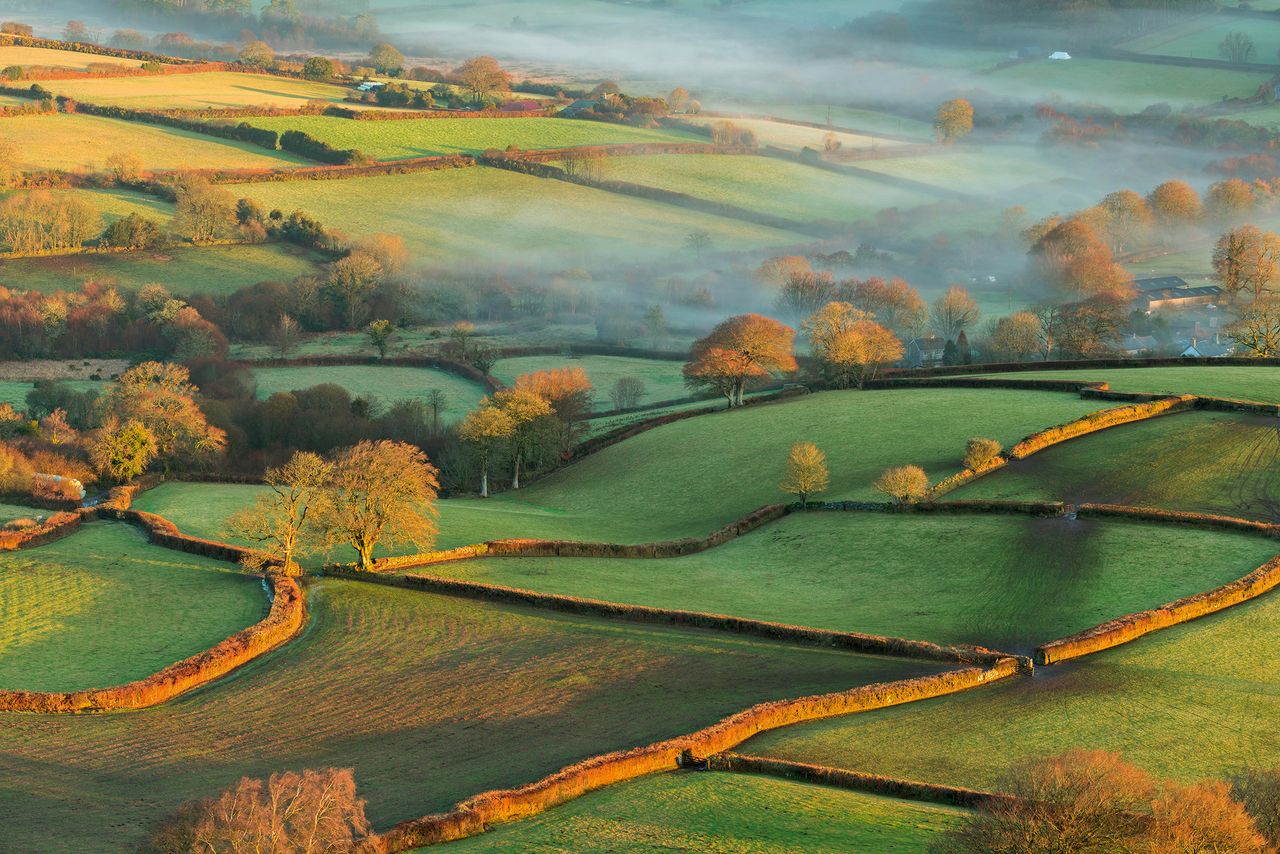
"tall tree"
225,452,330,575
1147,180,1203,228
1213,225,1280,305
1207,178,1256,223
1220,31,1256,63
1030,217,1134,300
683,314,797,407
491,388,552,489
1098,189,1154,253
97,362,225,472
804,302,902,388
452,55,510,103
172,177,236,244
327,252,383,330
930,287,980,340
367,43,403,74
988,312,1042,361
458,404,514,498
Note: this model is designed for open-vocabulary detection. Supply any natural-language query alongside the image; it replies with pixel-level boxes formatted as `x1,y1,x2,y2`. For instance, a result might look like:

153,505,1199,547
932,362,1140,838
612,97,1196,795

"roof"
908,336,947,351
1183,340,1234,357
1121,335,1158,351
1141,285,1223,302
1135,276,1188,290
1050,51,1072,59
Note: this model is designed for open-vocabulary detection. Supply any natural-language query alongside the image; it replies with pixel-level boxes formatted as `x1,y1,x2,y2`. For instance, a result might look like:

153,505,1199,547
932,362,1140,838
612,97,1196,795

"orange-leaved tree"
97,361,225,474
683,314,797,407
804,301,903,388
514,367,593,454
780,441,829,505
458,403,516,498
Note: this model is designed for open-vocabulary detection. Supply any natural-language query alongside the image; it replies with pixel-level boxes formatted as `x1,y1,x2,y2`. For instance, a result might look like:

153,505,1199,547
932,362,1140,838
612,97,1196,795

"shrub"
101,213,162,250
874,465,928,504
962,437,1003,470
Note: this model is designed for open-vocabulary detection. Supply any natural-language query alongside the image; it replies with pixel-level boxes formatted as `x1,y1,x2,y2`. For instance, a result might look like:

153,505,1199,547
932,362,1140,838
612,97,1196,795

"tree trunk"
512,450,522,490
357,542,374,571
480,466,489,498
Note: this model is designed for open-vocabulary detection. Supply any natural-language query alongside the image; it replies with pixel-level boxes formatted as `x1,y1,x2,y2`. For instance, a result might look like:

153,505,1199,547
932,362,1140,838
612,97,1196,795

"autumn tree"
1207,178,1256,223
1232,767,1280,846
238,40,273,68
930,287,979,340
148,767,371,854
803,302,902,388
458,404,515,497
842,277,927,337
97,362,225,472
874,465,928,504
272,312,301,359
1147,180,1203,228
366,319,394,358
1030,217,1135,300
1226,297,1280,356
683,314,797,407
0,191,101,254
962,437,1002,470
1213,225,1280,304
106,151,144,183
1098,189,1154,253
1036,297,1127,358
755,255,812,287
368,42,403,74
302,55,336,80
89,418,157,482
777,270,835,320
101,213,161,250
327,252,384,330
780,441,828,504
514,367,592,453
934,98,974,144
491,388,553,489
987,311,1042,361
225,452,330,575
172,177,236,244
453,55,510,103
320,441,438,570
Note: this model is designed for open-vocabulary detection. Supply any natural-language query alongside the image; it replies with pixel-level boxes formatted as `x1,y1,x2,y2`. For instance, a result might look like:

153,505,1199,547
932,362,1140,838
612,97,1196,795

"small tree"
425,389,447,434
492,388,552,489
238,40,274,69
780,441,828,505
366,319,394,358
458,404,515,497
302,55,336,81
1220,31,1256,64
89,418,157,482
368,42,404,75
962,437,1002,470
224,451,330,575
272,313,301,360
610,376,646,410
933,98,974,144
452,55,511,103
874,465,928,504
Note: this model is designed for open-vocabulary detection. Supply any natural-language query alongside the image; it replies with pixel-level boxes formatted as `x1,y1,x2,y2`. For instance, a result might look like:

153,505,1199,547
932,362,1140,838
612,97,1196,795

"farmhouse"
1181,336,1234,358
904,336,947,367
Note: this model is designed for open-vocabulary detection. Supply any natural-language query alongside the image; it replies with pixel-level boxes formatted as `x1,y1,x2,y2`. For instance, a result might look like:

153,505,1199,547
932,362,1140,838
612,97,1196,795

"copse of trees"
803,301,903,389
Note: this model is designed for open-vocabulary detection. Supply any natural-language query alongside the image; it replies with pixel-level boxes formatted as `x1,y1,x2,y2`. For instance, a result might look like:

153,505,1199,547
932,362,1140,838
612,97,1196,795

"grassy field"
438,770,966,852
0,379,102,411
0,242,324,296
987,58,1267,111
0,522,265,692
253,364,488,419
0,502,42,524
584,154,936,224
675,116,896,151
0,45,147,70
242,116,702,160
0,113,309,172
853,145,1082,203
0,578,941,850
229,166,805,264
743,578,1280,790
492,355,689,410
43,71,359,109
959,410,1280,521
135,387,1102,548
1121,15,1280,61
965,366,1280,403
432,511,1277,651
758,104,937,141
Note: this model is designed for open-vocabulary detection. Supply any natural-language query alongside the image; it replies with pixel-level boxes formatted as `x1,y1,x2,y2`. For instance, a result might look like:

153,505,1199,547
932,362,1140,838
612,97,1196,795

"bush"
962,437,1002,470
874,465,928,504
101,213,162,250
279,129,365,165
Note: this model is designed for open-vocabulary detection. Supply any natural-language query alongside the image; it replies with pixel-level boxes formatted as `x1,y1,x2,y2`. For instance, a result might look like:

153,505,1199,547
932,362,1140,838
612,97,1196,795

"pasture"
0,113,309,172
0,502,41,524
1120,15,1280,61
492,354,689,409
0,523,265,692
228,166,805,263
959,409,1280,522
252,364,488,419
675,116,898,151
43,71,358,109
241,115,702,160
0,379,101,411
0,45,148,70
965,366,1280,403
987,58,1267,111
0,578,941,850
438,770,965,851
433,511,1277,651
742,578,1280,789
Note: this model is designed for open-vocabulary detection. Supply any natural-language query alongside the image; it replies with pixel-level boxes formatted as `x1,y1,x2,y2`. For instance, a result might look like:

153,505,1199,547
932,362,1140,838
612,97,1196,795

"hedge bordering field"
1006,395,1195,459
368,659,1019,851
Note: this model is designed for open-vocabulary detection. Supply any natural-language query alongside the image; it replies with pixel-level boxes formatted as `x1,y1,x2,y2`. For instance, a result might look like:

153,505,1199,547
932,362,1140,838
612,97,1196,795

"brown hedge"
368,659,1020,851
0,508,87,551
882,356,1280,380
1007,395,1195,459
1075,503,1280,537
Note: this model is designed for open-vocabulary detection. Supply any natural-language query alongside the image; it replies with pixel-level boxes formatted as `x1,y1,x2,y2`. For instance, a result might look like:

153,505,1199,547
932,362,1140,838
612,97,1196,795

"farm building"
1134,279,1223,312
904,336,947,367
1049,51,1072,60
559,98,601,117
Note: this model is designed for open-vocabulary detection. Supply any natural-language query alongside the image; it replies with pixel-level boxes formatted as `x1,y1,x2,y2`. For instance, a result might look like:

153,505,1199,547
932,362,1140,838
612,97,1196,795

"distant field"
854,145,1083,202
0,379,101,411
988,58,1266,111
0,113,309,171
744,578,1280,789
758,103,937,141
1121,15,1280,61
242,116,701,160
960,409,1280,522
434,511,1276,651
253,364,488,419
676,116,895,151
0,45,147,70
0,242,323,296
0,523,264,692
438,771,966,852
0,578,941,849
965,366,1280,403
492,354,689,409
137,388,1102,546
229,166,805,263
44,71,358,109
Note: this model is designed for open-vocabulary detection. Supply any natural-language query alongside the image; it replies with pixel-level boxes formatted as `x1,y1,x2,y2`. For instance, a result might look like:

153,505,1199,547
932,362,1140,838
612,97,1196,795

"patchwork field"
760,103,937,141
0,113,309,172
960,409,1280,522
0,45,149,70
432,511,1277,651
0,523,265,692
438,770,966,852
853,145,1085,204
252,364,488,418
742,581,1280,789
0,242,324,296
492,354,689,409
676,116,898,151
1120,15,1280,61
43,71,359,109
987,58,1267,110
229,166,805,263
0,577,941,850
965,366,1280,403
241,115,701,160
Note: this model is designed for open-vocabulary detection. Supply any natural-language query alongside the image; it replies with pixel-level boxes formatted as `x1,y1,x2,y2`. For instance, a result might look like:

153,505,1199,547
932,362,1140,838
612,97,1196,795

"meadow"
852,145,1088,208
966,366,1280,403
437,770,966,852
134,387,1103,548
432,511,1278,651
491,354,689,409
0,501,42,524
987,58,1267,111
959,409,1280,521
675,116,898,151
43,71,359,109
1120,15,1280,61
252,364,488,419
0,113,309,172
229,166,805,263
0,45,147,70
241,115,702,160
0,577,941,850
760,103,937,141
0,523,265,692
0,379,101,411
742,579,1280,789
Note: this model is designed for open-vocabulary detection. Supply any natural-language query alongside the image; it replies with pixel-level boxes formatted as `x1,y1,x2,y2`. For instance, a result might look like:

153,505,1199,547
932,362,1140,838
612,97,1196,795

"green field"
438,770,965,852
229,166,804,263
253,364,488,418
0,241,324,296
242,116,701,160
966,366,1280,403
0,523,265,692
759,104,937,141
960,410,1280,521
0,113,309,172
676,116,896,151
0,577,941,850
0,502,42,524
1121,15,1280,62
743,578,1280,790
0,379,102,411
853,145,1082,203
433,511,1277,651
135,388,1102,547
987,58,1267,111
0,45,147,70
43,71,360,110
492,354,690,410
